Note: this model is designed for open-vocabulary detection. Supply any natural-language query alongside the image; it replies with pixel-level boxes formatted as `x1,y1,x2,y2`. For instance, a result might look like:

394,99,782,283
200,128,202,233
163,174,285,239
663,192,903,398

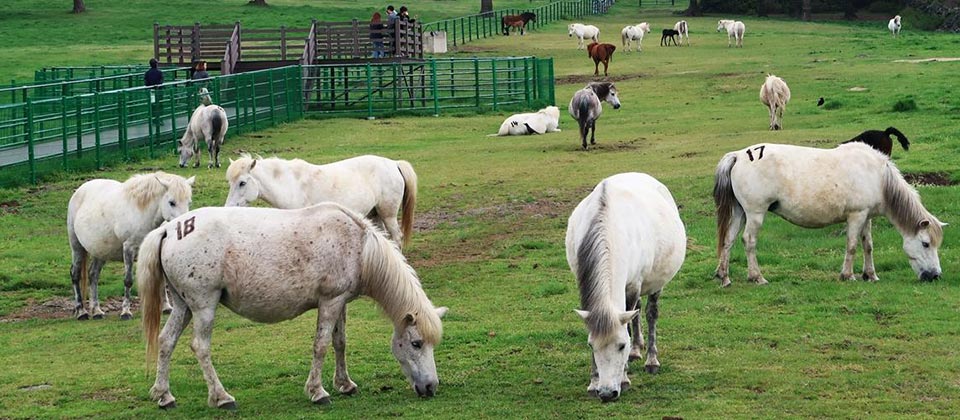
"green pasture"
2,2,960,418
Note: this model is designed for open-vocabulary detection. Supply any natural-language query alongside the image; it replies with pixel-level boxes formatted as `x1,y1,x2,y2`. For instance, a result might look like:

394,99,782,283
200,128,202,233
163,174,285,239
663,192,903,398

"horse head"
902,218,945,281
590,82,621,109
224,157,261,207
523,12,537,23
576,309,638,402
717,20,729,32
154,174,195,221
392,307,448,398
568,23,578,37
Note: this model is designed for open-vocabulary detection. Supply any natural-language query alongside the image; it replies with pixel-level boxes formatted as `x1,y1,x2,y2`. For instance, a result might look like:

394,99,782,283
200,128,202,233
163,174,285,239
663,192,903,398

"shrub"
899,7,944,31
867,1,900,14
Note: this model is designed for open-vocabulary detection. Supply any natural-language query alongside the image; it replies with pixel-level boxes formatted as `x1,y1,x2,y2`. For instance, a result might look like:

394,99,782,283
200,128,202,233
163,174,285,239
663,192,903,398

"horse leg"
715,203,745,288
602,59,609,76
841,212,869,281
587,352,600,396
594,59,600,76
69,234,89,320
332,307,358,395
644,291,661,374
189,301,236,409
193,144,201,168
150,288,193,409
860,219,879,282
589,120,597,145
742,211,768,285
207,136,217,169
120,242,136,320
627,294,643,361
305,296,347,405
768,106,777,131
380,214,403,247
579,121,588,150
88,257,107,319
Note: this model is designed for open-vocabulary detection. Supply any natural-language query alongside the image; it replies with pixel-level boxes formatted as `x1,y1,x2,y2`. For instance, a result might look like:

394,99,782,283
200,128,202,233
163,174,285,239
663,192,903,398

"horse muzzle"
597,388,620,402
920,271,941,282
414,381,437,398
613,104,621,110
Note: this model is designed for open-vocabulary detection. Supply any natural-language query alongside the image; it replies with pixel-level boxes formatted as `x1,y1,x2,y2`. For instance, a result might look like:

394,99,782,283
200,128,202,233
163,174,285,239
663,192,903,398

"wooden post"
153,23,160,62
281,26,287,60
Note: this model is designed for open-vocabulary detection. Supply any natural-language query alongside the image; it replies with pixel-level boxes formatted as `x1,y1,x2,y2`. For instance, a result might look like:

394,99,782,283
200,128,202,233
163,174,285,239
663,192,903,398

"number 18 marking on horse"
176,217,196,240
746,145,766,161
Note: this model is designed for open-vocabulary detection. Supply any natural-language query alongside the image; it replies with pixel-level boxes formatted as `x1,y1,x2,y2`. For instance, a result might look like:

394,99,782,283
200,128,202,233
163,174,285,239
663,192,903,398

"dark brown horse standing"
842,127,910,157
661,29,680,46
587,42,616,76
502,12,537,36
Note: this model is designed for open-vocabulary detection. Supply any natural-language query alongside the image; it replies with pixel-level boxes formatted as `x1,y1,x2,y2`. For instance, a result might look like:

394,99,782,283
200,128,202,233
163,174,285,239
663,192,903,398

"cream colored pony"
177,88,228,169
759,74,791,130
567,173,686,402
620,22,651,52
138,203,447,409
714,142,945,287
717,19,745,47
888,15,902,37
569,23,600,49
492,105,562,136
225,154,417,247
67,171,194,320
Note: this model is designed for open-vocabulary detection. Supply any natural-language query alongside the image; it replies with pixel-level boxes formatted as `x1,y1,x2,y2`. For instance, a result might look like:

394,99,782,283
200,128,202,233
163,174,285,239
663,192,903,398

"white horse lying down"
714,142,944,287
888,15,902,37
620,22,650,52
717,19,745,47
566,173,686,402
178,88,228,168
759,74,791,130
492,105,561,136
67,171,194,320
138,203,448,409
569,23,600,49
225,154,417,247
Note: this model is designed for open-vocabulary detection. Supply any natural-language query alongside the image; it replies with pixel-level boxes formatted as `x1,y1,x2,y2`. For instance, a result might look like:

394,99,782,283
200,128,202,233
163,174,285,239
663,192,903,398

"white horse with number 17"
714,142,945,287
67,171,194,320
566,173,686,402
225,154,417,247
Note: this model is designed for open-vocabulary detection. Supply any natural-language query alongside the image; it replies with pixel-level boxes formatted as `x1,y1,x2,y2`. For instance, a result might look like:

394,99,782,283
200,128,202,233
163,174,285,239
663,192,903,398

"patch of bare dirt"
0,200,21,215
1,296,139,322
903,172,956,186
554,73,647,85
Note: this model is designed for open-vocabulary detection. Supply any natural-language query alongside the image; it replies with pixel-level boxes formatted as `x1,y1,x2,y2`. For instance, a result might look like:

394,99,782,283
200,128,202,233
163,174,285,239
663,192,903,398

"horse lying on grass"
491,105,561,136
138,203,448,409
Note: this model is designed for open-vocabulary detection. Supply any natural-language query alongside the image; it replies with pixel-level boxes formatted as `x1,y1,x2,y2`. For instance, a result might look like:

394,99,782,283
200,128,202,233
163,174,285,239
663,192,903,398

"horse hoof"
218,401,238,410
76,313,90,321
720,278,732,288
92,313,104,320
120,313,133,321
645,365,660,375
628,353,643,362
339,385,358,396
159,400,177,410
313,396,331,405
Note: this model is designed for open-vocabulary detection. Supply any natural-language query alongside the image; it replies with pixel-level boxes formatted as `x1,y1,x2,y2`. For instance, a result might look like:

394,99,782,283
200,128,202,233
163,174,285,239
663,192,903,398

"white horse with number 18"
714,142,944,287
566,173,686,402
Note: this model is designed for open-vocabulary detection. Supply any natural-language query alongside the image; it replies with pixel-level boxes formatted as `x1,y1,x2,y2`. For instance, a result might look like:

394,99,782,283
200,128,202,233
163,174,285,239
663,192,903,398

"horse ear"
403,312,416,326
249,159,257,171
185,176,196,186
435,307,448,318
919,220,931,229
618,310,640,325
155,176,171,188
574,309,590,321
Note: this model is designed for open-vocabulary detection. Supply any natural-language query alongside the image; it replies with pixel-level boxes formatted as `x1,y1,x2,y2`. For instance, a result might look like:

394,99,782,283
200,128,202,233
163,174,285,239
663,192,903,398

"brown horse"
587,42,616,76
502,12,537,36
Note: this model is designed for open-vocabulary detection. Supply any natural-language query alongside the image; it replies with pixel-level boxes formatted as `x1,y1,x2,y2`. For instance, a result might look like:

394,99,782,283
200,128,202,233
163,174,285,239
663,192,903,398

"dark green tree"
72,0,85,13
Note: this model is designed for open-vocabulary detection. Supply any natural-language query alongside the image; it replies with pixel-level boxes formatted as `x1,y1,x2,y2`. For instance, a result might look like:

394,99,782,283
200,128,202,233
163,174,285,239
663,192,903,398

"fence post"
548,57,555,105
430,59,439,116
148,92,155,157
119,90,128,159
491,59,498,111
249,74,258,131
75,96,82,158
93,92,102,169
366,63,374,119
473,58,480,108
523,57,531,104
60,96,68,169
169,87,177,151
268,70,277,126
25,101,36,183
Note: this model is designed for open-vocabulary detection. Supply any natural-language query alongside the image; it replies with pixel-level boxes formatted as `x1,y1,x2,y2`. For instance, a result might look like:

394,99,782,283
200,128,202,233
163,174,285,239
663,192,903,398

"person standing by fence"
371,12,386,58
386,5,398,57
144,58,164,135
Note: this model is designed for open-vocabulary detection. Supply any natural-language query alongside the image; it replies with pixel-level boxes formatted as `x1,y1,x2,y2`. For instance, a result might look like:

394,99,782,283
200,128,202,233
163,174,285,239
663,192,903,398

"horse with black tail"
569,82,621,150
177,88,228,168
502,12,536,36
842,127,909,157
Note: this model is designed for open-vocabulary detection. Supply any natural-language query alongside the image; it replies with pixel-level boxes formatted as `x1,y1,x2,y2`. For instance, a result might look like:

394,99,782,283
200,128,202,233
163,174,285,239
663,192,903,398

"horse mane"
881,160,944,246
588,81,612,99
358,214,443,344
123,171,188,211
576,182,619,344
225,153,266,182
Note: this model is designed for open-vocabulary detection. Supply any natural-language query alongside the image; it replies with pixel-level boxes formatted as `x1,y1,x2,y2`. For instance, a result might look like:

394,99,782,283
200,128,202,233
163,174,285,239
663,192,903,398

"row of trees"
72,0,269,13
683,0,908,19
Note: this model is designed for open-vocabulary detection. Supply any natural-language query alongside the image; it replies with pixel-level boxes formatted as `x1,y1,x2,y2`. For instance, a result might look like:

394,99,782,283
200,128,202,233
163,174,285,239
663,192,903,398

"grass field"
2,1,960,418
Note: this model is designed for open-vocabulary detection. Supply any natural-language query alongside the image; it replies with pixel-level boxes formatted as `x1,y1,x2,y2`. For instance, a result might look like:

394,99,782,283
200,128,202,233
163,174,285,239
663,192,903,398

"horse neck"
881,164,932,237
252,160,308,209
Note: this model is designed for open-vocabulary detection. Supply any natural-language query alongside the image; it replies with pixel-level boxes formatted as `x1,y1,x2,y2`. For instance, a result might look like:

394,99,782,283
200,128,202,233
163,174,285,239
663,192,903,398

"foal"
660,29,680,46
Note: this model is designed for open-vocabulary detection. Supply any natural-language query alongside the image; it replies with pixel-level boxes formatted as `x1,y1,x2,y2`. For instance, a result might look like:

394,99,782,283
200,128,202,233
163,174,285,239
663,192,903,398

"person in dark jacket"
192,61,210,80
370,12,386,59
144,58,163,87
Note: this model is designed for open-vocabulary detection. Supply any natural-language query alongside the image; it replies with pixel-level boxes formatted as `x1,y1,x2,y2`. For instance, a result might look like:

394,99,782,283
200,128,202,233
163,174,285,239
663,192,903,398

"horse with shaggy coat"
759,74,791,130
569,82,621,150
492,106,562,136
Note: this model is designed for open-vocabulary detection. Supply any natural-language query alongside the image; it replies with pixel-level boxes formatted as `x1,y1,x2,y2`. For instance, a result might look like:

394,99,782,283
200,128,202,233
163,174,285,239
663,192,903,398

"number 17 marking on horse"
746,145,766,161
176,217,196,240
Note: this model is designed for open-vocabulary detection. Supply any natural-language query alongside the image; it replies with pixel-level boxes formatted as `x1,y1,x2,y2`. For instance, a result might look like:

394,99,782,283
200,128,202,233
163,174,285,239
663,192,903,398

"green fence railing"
2,67,191,105
33,65,184,83
0,65,302,186
423,0,615,48
303,57,554,118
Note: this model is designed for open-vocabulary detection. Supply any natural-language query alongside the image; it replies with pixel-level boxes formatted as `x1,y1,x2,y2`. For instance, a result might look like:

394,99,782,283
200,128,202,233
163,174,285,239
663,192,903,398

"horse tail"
886,127,909,151
621,29,628,47
137,226,168,371
714,152,742,257
576,181,616,337
397,160,418,248
577,97,591,130
210,109,224,143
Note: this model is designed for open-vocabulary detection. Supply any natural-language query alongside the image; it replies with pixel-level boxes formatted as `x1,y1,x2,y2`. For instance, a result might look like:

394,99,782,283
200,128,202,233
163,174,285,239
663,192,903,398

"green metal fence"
2,67,191,105
0,66,302,186
303,57,554,118
423,0,615,47
33,65,182,83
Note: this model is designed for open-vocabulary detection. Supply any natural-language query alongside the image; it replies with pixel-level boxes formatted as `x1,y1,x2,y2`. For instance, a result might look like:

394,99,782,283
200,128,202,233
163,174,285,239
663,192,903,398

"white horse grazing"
674,20,689,46
177,88,228,168
714,142,945,287
492,105,561,136
620,22,650,52
569,82,621,150
67,171,194,320
138,203,447,409
566,173,686,402
717,19,745,47
759,74,791,131
225,154,417,247
888,15,902,37
569,23,600,49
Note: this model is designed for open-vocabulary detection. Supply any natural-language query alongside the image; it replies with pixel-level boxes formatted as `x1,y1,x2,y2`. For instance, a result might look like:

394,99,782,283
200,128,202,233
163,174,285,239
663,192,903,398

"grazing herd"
53,12,940,410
